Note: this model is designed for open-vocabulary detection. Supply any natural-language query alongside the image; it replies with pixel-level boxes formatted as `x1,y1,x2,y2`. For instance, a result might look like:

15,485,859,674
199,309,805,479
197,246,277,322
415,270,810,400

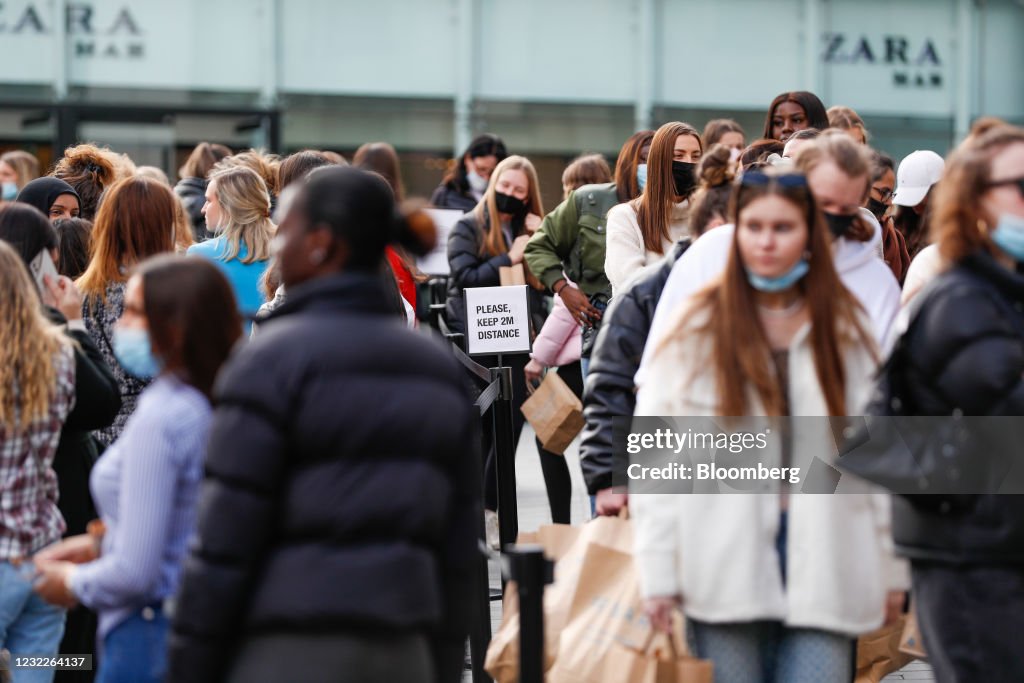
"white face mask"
467,170,489,194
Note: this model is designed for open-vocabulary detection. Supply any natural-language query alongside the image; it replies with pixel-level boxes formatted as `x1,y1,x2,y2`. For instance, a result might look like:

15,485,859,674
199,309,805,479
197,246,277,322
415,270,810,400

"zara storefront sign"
822,33,944,90
0,3,143,59
464,285,532,356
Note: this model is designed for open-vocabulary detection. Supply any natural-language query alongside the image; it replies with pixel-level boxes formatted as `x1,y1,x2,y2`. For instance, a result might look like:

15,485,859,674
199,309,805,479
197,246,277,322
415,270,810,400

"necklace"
757,297,805,317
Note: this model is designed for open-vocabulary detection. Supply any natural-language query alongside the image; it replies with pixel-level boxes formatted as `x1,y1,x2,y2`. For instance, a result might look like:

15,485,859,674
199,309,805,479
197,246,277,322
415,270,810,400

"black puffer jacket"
173,176,210,242
430,183,477,213
167,273,481,683
579,240,690,494
445,211,546,336
894,250,1024,564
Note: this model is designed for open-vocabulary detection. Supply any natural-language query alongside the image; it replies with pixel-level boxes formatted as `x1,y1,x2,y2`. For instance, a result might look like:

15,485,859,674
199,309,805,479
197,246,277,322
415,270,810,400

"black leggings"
481,355,580,525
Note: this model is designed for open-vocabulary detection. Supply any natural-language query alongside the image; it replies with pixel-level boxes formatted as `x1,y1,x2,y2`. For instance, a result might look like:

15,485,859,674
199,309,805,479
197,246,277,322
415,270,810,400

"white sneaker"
485,509,500,550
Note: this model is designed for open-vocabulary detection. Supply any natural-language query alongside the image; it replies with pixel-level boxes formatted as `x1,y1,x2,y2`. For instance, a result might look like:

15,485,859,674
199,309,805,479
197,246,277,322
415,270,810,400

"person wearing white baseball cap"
892,150,945,257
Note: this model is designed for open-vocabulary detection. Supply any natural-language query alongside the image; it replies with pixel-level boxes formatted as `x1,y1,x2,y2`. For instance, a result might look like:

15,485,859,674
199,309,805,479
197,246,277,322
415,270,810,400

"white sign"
416,208,464,276
464,285,532,356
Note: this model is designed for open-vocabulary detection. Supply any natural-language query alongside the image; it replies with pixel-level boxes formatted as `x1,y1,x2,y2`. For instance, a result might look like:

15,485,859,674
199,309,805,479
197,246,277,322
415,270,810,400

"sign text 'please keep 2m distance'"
464,285,532,356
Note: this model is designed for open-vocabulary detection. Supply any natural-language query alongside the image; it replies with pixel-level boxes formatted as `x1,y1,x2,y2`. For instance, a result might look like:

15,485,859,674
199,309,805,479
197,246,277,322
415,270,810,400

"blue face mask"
1,182,17,201
636,164,648,192
112,327,162,380
990,213,1024,262
747,259,810,292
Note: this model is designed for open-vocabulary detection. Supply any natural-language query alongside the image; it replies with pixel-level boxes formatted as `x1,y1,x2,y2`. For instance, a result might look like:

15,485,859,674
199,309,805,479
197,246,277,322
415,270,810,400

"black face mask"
824,211,857,237
867,198,888,222
494,191,527,217
671,161,698,198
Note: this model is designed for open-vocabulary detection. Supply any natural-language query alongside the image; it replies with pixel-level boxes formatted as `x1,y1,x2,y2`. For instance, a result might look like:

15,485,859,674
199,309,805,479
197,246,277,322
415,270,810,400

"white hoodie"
635,208,900,390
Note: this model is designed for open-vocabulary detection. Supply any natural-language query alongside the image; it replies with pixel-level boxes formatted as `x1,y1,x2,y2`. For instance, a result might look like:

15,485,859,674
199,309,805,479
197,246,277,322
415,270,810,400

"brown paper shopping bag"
499,263,526,286
485,514,633,681
899,606,927,660
855,616,914,683
520,370,585,454
548,543,712,683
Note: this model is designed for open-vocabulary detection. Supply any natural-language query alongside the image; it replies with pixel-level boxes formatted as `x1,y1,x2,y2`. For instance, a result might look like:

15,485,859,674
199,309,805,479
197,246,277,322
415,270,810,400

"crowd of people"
0,87,1020,683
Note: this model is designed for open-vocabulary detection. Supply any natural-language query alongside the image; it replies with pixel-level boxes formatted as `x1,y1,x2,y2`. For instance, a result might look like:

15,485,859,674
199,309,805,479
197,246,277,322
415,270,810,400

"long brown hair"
473,155,544,257
76,176,177,300
683,170,875,416
179,142,231,180
354,142,405,202
634,122,702,253
140,255,241,399
0,241,70,432
614,130,655,203
687,144,736,237
934,125,1024,264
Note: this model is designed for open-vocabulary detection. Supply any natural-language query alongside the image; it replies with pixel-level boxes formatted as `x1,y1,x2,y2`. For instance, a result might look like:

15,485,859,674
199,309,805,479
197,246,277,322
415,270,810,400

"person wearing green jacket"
525,130,653,372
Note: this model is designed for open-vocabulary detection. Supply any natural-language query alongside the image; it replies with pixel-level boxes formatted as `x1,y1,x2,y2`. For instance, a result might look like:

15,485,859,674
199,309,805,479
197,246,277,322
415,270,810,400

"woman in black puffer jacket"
167,168,481,683
889,125,1024,682
173,142,230,242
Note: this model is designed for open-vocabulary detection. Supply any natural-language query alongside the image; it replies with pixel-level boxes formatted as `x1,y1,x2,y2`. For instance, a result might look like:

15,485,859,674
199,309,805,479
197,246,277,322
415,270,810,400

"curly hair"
0,241,69,431
51,143,118,220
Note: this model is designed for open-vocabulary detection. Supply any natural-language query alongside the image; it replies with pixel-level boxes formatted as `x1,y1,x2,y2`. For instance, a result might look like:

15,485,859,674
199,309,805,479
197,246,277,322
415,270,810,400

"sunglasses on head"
739,171,809,189
988,176,1024,198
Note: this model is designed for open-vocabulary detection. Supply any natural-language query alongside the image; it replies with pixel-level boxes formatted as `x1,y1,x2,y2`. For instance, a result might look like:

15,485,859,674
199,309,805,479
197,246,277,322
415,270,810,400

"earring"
309,248,326,265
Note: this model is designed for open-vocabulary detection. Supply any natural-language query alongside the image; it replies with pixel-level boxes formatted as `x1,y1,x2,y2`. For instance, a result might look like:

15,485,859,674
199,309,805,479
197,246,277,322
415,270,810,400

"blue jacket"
187,237,269,321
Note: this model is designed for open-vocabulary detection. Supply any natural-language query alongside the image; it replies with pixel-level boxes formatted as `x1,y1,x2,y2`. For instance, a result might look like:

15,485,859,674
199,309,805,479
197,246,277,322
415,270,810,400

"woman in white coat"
633,169,909,683
605,121,702,295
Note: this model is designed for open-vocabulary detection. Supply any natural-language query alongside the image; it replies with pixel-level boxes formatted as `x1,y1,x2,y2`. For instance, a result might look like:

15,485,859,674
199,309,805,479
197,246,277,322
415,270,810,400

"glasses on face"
988,176,1024,198
872,186,894,202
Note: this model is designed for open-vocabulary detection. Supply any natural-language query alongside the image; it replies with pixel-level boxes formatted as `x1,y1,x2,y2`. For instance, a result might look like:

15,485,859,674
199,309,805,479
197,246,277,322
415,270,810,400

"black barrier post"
491,364,519,551
508,544,554,683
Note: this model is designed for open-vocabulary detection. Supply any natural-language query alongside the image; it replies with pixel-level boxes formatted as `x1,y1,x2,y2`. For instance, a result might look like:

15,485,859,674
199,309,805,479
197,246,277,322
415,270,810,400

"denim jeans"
95,607,168,683
688,620,854,683
0,561,66,683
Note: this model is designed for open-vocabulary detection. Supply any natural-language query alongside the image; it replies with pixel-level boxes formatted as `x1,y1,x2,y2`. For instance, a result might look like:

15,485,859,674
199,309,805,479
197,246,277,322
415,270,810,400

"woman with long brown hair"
0,239,77,673
633,169,907,682
605,122,702,295
35,255,241,683
78,176,177,445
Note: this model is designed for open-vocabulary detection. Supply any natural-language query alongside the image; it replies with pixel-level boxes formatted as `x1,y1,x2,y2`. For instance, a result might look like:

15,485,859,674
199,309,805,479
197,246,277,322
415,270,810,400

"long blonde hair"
473,155,544,257
0,242,69,431
208,166,275,264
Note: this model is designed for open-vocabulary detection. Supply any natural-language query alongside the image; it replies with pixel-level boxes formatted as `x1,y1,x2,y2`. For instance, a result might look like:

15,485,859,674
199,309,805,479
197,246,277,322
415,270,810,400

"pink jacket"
531,289,582,367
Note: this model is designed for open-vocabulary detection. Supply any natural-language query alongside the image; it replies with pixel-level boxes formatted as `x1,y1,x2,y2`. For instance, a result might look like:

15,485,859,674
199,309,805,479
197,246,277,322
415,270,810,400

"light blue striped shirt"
70,375,211,638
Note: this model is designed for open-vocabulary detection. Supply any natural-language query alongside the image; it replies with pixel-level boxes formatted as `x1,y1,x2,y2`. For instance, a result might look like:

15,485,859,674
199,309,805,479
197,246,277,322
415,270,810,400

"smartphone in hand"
28,248,59,295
